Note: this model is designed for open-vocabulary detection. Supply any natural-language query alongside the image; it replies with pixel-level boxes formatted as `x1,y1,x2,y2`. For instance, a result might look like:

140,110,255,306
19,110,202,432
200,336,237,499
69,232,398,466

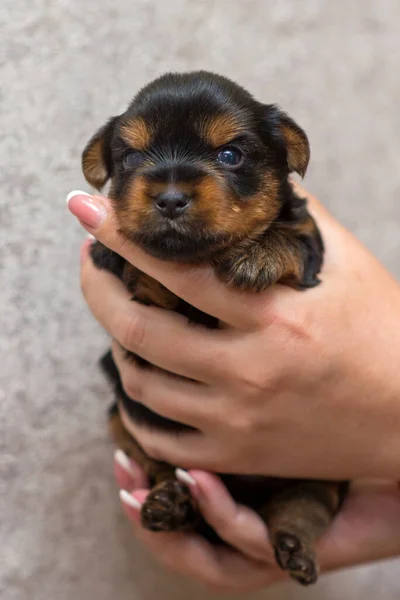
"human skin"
111,453,400,592
68,185,400,590
69,184,400,481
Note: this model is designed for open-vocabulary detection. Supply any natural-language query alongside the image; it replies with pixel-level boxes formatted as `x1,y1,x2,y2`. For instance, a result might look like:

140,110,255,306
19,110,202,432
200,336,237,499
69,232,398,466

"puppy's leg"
102,266,207,532
213,213,323,292
90,240,126,279
109,406,199,532
259,481,347,585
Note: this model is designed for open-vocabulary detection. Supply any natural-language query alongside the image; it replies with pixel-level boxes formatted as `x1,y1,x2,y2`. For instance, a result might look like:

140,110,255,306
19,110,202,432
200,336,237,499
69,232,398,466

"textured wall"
1,1,400,599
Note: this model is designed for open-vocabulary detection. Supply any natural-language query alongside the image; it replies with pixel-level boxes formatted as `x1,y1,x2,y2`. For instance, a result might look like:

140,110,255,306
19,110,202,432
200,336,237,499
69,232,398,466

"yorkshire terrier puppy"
82,71,348,586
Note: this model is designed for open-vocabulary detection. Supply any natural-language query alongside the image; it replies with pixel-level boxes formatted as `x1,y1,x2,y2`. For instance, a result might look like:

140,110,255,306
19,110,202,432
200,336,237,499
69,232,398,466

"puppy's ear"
82,117,119,190
263,105,310,178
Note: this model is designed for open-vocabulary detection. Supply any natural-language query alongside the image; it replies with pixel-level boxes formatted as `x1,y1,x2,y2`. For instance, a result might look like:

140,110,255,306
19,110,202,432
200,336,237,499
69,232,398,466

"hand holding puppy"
73,186,400,482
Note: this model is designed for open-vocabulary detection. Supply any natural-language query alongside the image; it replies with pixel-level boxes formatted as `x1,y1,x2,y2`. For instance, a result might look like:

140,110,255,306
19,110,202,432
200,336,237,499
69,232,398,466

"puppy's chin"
129,223,229,261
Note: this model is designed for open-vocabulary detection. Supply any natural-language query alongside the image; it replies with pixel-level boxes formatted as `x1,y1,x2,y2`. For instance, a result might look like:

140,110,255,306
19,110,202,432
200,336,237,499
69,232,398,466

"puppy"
82,71,348,586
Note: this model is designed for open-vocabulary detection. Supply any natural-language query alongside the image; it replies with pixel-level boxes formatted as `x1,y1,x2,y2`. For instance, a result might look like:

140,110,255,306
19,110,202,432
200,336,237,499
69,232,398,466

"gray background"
1,1,400,599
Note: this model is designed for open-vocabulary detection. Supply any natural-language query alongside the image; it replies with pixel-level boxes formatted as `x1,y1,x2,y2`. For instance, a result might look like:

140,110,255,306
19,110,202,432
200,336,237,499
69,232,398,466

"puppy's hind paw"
274,531,318,586
141,479,199,532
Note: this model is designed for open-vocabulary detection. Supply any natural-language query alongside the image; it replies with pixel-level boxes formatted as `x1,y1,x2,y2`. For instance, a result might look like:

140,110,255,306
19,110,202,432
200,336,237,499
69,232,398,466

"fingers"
68,191,278,330
178,470,275,564
114,464,282,592
132,523,278,592
114,449,149,490
113,455,274,568
80,253,235,384
111,341,215,428
70,186,351,334
120,491,281,593
118,403,209,467
112,453,280,591
114,454,400,591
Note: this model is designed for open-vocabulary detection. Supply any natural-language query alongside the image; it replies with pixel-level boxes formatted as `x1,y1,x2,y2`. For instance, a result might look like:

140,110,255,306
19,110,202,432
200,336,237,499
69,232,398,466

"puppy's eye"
123,151,140,169
217,147,243,168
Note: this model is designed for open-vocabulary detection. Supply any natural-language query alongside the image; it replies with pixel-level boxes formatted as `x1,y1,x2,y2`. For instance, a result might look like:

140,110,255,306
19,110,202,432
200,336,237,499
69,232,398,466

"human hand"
72,185,400,481
113,452,400,593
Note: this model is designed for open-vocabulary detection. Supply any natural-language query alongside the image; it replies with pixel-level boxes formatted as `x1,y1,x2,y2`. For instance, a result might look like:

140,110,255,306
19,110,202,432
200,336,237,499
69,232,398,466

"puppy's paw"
141,479,199,532
274,531,318,586
214,255,278,292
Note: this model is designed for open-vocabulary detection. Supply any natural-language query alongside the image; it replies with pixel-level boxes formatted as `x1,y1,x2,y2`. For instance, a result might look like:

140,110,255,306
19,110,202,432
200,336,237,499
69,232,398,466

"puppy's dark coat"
82,71,348,586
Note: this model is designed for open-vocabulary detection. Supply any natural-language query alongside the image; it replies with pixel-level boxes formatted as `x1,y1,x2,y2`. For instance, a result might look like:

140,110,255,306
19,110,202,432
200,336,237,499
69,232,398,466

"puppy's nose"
155,190,190,219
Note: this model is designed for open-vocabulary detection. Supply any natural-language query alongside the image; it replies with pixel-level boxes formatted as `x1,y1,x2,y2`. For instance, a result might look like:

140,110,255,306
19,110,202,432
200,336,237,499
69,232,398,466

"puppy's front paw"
214,254,278,292
141,480,199,532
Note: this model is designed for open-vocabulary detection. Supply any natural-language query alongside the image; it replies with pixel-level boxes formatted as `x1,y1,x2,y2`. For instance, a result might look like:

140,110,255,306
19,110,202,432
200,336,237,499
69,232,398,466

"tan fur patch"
120,118,153,150
134,278,180,310
279,122,310,177
202,114,244,147
193,170,280,238
276,211,319,244
82,137,108,190
123,263,180,310
116,176,152,236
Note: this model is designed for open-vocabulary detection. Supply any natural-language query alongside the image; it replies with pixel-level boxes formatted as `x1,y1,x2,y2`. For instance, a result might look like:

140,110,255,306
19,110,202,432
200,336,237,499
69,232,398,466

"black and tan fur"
82,71,348,586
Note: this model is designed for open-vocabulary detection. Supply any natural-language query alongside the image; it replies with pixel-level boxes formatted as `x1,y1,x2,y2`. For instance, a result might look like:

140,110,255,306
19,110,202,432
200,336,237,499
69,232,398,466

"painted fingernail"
119,489,142,510
66,190,107,229
176,468,196,487
115,449,135,477
66,190,91,204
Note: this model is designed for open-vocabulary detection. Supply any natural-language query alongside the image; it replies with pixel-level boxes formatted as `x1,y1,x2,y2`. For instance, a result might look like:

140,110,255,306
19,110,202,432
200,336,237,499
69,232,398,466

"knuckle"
267,303,312,344
231,357,279,400
115,311,147,353
120,370,142,402
204,509,230,536
233,367,266,399
229,409,257,435
280,314,312,344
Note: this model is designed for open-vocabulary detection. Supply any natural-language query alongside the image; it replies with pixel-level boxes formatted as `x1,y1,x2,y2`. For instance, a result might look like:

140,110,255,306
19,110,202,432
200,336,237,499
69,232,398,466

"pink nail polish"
67,192,107,229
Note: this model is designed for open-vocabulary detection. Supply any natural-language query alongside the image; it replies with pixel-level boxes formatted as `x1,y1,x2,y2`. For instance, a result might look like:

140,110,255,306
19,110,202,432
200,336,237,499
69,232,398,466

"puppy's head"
82,71,309,261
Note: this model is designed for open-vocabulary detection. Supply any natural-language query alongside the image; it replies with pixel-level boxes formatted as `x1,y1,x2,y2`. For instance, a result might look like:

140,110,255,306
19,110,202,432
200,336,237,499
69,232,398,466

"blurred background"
1,1,400,599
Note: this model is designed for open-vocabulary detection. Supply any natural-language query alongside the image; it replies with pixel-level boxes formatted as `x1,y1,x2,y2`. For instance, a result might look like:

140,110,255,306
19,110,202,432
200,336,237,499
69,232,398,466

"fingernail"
87,233,96,240
66,190,91,204
176,468,196,487
66,190,107,229
119,489,142,510
115,449,135,477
